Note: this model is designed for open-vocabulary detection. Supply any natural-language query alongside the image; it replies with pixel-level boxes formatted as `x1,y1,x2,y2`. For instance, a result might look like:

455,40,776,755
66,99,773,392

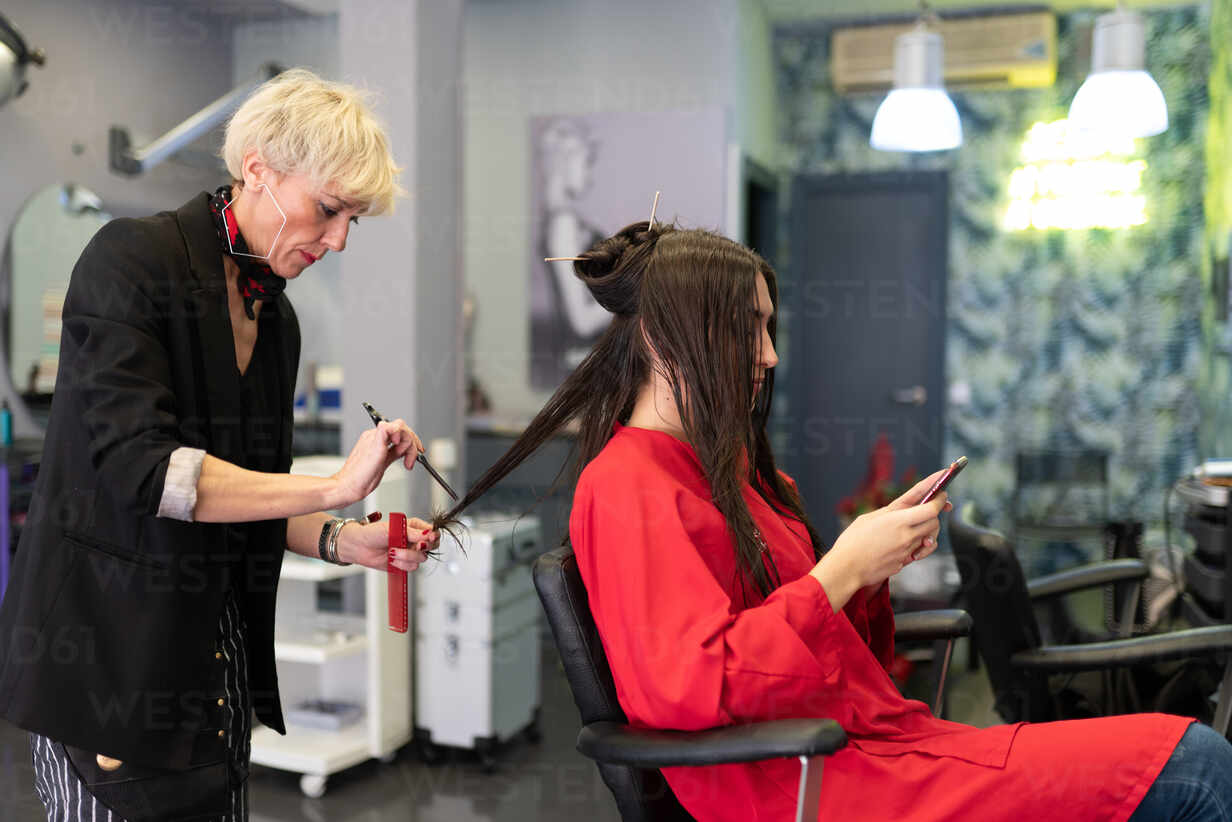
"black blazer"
0,192,301,769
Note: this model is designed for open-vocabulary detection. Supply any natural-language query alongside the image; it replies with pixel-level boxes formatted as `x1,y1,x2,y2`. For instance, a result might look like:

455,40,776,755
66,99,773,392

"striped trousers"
29,591,252,821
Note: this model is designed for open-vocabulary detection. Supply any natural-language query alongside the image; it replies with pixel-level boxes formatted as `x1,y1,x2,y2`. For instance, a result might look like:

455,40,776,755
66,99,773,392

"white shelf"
280,554,365,582
274,634,368,664
252,454,415,798
250,723,369,775
274,614,367,664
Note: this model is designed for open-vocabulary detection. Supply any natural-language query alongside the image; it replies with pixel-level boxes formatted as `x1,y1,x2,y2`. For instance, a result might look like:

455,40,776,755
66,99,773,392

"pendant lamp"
870,18,962,152
1068,3,1167,138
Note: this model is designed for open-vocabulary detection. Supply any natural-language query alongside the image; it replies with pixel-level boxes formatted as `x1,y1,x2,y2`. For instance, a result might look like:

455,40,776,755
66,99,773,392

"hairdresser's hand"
336,514,440,572
331,418,423,507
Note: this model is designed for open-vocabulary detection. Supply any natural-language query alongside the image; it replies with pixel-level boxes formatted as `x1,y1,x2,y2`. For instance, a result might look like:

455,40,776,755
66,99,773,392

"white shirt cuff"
156,446,206,521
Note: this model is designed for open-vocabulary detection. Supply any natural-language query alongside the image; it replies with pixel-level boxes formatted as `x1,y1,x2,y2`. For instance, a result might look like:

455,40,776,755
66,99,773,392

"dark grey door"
780,172,948,546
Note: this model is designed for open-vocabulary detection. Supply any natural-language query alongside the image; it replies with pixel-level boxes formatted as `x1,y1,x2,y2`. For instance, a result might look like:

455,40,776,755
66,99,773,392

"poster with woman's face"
529,108,728,390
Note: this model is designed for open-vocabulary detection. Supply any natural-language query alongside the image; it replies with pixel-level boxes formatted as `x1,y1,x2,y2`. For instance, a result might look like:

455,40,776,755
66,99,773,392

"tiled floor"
0,639,622,822
0,635,1001,822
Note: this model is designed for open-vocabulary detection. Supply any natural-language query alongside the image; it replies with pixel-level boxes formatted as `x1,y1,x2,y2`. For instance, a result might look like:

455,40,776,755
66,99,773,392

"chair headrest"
949,504,1011,551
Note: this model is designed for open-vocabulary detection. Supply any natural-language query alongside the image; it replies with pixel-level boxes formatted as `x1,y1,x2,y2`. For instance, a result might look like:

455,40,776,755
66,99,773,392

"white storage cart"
249,455,413,798
414,515,543,771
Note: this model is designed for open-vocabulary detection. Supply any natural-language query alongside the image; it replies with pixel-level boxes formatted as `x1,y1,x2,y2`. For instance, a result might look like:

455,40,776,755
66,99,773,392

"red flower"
836,435,914,516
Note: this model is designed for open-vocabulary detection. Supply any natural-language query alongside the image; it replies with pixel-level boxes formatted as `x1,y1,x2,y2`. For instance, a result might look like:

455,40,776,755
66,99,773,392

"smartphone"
920,456,967,504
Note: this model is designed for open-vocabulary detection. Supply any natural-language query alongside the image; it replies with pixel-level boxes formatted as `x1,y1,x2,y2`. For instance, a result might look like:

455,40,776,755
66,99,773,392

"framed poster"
528,108,727,389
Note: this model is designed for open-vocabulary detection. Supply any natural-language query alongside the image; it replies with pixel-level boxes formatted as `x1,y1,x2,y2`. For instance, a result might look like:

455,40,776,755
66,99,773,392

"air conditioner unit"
831,11,1056,94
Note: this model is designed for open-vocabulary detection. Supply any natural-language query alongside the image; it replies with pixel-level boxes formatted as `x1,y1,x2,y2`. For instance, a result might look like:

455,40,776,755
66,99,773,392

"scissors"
361,401,459,501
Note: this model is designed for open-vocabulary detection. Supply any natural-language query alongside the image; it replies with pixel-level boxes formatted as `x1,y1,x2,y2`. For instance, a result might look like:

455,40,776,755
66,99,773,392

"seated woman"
445,221,1232,821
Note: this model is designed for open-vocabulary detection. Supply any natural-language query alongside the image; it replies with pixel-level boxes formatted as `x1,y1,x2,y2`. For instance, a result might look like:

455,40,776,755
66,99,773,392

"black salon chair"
533,545,972,821
949,505,1232,731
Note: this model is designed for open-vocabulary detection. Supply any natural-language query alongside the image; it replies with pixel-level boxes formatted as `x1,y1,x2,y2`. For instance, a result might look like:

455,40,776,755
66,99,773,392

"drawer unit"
1183,551,1226,612
1185,514,1228,565
1179,480,1232,624
414,516,543,770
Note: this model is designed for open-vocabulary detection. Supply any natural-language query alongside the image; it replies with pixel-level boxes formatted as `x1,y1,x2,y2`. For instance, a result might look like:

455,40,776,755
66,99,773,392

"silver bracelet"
327,518,356,566
320,518,345,565
318,518,337,563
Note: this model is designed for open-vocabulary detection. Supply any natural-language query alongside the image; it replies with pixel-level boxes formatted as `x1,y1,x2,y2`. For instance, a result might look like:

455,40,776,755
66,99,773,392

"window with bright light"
1003,119,1148,231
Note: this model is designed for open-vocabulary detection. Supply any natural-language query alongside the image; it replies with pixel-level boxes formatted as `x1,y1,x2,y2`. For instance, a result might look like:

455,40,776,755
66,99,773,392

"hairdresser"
0,69,437,821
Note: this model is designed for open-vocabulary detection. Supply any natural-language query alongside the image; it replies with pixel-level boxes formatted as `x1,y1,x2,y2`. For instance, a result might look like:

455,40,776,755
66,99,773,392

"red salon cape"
570,424,1190,821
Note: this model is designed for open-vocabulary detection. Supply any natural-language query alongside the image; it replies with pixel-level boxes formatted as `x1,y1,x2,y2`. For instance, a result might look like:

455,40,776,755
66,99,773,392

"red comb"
387,513,408,633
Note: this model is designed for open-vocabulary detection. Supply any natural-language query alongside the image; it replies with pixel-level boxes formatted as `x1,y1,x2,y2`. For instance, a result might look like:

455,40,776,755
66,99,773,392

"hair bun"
573,221,666,315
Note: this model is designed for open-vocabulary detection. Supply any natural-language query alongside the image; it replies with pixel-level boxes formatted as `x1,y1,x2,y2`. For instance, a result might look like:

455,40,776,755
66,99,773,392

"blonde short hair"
223,68,403,215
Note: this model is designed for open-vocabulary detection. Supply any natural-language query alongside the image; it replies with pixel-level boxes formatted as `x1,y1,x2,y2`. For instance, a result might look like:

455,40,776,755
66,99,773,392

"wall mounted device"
109,62,284,175
0,13,45,110
832,10,1056,94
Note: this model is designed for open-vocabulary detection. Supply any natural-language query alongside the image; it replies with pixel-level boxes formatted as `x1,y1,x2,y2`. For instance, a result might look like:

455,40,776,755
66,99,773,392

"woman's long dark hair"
435,221,822,602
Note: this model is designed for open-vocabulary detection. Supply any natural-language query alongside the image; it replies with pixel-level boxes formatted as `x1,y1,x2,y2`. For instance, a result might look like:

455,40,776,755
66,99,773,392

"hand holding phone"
920,456,967,504
900,457,966,563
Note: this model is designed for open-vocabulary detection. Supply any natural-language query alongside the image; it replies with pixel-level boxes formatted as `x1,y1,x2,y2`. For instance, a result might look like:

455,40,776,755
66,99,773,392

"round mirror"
5,183,109,408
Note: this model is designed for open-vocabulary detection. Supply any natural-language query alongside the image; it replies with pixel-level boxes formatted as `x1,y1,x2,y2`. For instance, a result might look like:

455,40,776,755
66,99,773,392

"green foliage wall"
776,8,1208,531
1202,0,1232,457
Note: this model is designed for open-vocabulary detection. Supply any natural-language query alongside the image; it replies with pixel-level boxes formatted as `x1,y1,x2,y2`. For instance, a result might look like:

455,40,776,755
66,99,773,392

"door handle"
892,385,927,406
